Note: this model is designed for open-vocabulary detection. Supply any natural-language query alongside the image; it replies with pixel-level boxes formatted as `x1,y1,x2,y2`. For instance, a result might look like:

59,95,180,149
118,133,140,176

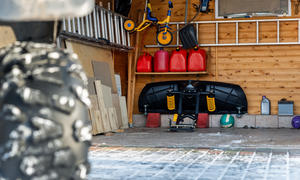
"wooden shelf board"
135,72,208,75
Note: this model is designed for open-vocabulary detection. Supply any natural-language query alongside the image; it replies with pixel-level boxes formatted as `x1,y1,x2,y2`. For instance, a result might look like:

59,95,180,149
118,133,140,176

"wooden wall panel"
65,41,129,96
0,26,16,48
216,45,300,115
113,51,129,96
130,0,300,115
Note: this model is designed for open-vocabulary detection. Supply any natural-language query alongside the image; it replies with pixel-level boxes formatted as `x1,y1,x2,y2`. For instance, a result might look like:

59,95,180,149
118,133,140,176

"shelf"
135,72,208,75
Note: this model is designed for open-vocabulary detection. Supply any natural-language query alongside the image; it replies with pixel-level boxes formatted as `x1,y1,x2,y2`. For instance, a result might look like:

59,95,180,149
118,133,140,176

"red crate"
196,113,209,128
146,113,161,128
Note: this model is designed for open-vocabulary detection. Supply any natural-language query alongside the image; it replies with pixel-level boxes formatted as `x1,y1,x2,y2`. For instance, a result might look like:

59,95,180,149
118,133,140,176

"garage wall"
130,0,300,115
114,50,129,97
65,41,128,96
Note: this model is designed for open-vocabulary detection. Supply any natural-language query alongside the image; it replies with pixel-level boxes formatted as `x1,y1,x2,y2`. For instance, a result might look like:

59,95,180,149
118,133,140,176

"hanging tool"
179,0,212,49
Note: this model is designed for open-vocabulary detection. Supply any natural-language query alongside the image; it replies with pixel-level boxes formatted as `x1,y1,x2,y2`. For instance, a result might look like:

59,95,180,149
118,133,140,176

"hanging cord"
185,0,188,23
171,2,202,34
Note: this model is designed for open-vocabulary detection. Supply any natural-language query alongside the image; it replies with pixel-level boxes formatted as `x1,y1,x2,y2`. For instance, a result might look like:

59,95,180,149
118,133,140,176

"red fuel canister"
154,48,169,72
137,53,153,72
188,47,206,72
169,47,187,72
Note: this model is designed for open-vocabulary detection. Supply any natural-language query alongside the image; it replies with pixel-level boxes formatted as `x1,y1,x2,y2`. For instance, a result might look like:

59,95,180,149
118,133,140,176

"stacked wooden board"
88,80,129,135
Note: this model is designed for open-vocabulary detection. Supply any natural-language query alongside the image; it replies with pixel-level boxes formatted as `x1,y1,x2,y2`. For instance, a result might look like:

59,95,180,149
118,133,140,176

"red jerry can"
154,48,169,72
188,47,206,72
169,47,187,72
196,113,209,128
137,53,153,72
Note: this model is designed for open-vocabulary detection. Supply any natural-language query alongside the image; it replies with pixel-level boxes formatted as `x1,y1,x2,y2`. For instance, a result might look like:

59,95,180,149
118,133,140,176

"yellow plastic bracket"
167,95,175,110
173,114,178,122
206,96,216,112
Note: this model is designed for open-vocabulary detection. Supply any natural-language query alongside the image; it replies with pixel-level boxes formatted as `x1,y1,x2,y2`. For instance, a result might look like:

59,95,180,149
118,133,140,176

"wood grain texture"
89,95,105,135
114,51,129,97
129,0,300,115
66,41,117,93
94,80,112,132
112,94,123,128
0,26,16,48
119,96,129,129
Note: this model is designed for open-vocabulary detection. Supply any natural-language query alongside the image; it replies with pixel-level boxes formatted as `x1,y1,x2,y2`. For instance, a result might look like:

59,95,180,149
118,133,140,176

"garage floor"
89,128,300,179
92,128,300,149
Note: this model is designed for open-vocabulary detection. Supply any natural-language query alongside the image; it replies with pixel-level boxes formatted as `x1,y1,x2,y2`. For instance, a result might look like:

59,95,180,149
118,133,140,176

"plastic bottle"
154,48,169,72
261,96,271,115
188,46,206,72
137,53,153,72
169,47,187,72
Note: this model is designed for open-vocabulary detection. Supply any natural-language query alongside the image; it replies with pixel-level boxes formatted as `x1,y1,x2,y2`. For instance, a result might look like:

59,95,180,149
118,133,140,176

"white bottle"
261,96,270,115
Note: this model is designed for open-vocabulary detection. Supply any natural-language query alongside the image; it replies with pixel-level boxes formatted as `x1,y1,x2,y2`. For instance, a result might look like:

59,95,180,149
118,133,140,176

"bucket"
261,96,270,115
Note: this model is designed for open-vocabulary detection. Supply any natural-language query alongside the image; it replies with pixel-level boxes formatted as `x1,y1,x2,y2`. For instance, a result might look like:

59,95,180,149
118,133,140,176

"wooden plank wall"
130,0,300,115
114,51,129,97
65,41,128,96
0,26,16,48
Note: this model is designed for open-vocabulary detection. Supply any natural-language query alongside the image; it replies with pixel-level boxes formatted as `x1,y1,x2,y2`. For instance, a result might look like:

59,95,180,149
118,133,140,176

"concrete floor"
89,147,300,180
89,128,300,179
92,128,300,150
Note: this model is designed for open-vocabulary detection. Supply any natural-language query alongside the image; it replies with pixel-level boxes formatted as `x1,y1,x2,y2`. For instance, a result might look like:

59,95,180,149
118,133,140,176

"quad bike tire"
0,42,92,180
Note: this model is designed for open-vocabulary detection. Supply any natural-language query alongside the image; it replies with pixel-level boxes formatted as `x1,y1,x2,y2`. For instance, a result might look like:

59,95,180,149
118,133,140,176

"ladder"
61,4,132,50
145,18,300,48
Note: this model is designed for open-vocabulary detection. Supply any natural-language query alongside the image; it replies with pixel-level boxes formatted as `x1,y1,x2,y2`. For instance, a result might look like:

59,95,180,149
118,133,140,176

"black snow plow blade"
139,81,248,115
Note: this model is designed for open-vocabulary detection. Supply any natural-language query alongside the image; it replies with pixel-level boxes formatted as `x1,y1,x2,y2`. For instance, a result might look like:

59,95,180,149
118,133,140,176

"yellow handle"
207,96,216,112
167,95,176,110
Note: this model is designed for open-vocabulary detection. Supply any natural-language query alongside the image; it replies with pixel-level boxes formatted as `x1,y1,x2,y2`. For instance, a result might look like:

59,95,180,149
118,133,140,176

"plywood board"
92,61,114,90
89,96,98,134
115,74,122,96
65,41,117,93
88,109,97,135
101,85,113,108
112,94,122,128
94,110,105,133
108,108,119,131
119,96,129,129
88,77,96,95
0,26,16,48
89,95,105,134
94,80,112,132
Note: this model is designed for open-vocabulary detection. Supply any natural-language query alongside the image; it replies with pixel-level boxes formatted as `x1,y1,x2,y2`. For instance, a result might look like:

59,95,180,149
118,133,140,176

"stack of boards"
88,80,129,135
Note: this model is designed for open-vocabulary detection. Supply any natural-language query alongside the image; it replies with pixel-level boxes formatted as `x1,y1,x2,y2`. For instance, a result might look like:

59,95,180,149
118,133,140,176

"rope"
171,3,202,34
